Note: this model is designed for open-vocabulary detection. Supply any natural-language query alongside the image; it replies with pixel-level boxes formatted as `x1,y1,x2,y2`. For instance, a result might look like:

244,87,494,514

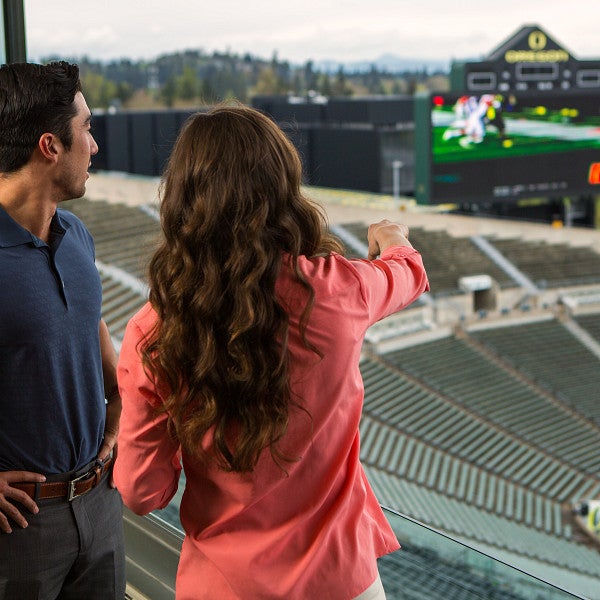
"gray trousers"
0,463,125,600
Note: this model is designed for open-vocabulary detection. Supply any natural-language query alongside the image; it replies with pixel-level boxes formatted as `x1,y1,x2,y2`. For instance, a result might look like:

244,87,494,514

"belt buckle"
67,468,94,502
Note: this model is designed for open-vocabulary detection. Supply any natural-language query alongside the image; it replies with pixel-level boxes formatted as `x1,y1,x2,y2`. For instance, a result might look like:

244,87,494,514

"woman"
114,104,429,599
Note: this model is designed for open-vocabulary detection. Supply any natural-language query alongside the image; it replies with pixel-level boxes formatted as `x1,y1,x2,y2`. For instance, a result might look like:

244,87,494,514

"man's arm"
98,320,121,475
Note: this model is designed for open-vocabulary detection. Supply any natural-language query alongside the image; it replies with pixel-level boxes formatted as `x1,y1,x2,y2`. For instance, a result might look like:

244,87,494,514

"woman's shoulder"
296,251,358,276
127,301,158,334
289,252,364,288
274,252,374,308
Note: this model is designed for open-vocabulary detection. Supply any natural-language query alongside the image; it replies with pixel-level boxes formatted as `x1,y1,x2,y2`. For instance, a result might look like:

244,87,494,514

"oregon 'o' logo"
529,31,547,50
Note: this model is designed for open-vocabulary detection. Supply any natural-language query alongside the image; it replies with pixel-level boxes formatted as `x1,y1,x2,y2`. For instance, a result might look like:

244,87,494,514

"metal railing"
123,504,589,599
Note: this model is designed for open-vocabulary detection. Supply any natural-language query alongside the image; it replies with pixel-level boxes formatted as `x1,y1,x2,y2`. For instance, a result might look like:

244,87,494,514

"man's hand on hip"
0,470,46,533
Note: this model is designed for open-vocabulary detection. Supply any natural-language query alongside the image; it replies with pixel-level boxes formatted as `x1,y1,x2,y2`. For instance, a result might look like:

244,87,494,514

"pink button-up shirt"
115,246,429,599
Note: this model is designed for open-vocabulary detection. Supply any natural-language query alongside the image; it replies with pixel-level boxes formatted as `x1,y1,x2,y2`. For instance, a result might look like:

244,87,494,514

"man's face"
56,92,98,201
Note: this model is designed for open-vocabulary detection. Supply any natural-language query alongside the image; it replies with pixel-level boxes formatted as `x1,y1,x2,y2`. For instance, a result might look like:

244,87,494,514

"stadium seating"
470,319,600,423
100,272,148,342
360,356,598,504
485,237,600,288
380,337,600,475
575,313,600,343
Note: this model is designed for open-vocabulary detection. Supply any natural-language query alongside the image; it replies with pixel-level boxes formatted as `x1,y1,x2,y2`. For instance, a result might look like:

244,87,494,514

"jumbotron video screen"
426,91,600,204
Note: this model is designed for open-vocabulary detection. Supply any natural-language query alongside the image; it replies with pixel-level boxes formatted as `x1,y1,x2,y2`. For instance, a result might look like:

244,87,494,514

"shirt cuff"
379,245,420,259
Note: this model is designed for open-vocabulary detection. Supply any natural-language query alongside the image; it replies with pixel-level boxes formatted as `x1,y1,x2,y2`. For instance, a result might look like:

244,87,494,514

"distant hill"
314,53,450,74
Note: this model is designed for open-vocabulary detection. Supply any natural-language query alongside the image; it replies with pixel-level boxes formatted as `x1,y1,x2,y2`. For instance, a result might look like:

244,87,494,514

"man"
0,62,125,598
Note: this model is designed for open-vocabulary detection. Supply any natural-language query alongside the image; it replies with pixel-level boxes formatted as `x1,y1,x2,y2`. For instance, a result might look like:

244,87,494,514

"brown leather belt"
13,457,113,502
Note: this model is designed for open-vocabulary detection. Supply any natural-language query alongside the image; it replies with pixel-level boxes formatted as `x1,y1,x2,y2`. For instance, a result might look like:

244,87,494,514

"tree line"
41,49,449,110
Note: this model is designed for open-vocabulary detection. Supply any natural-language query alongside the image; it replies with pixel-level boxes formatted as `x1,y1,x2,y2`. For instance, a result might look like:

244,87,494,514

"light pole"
392,160,404,200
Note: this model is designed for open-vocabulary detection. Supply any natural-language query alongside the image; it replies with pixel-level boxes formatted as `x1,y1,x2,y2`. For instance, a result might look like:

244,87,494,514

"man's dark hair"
0,61,82,173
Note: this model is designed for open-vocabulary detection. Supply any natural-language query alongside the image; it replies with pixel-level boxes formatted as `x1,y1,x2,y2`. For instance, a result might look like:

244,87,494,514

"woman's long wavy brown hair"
141,103,343,472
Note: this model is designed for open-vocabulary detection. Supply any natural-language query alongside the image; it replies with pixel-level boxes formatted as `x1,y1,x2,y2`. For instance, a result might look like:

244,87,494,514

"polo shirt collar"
0,204,37,247
51,208,70,237
0,204,69,248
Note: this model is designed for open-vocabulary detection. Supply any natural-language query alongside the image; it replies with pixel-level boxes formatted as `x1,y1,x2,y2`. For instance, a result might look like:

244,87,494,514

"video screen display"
428,91,600,204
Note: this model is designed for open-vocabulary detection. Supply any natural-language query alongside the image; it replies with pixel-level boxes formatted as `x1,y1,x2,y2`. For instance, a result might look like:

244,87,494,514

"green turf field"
432,108,600,164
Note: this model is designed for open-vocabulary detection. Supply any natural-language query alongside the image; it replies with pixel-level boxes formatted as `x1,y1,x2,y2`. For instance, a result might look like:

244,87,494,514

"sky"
24,0,600,67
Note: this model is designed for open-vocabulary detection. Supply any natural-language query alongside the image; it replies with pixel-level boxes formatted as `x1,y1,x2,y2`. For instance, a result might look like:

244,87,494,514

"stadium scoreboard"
415,25,600,206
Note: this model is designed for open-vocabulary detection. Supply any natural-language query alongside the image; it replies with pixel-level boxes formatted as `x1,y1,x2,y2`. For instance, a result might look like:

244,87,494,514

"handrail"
123,508,182,599
123,504,589,599
380,505,585,599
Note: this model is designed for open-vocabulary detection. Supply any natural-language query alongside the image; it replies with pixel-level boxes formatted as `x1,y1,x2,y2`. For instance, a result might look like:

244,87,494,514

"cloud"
86,25,119,46
24,0,600,64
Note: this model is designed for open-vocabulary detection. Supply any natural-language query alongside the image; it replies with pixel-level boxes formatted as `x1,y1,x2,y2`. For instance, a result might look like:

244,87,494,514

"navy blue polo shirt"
0,205,105,474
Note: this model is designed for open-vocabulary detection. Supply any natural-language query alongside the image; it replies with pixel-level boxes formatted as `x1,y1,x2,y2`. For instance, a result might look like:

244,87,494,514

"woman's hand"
367,219,412,259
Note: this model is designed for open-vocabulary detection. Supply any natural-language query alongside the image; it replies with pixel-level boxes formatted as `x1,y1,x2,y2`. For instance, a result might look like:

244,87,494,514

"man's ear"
38,133,61,163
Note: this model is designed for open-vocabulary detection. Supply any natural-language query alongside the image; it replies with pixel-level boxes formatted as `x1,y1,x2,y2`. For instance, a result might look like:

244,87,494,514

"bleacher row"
383,337,600,473
359,358,597,503
576,313,600,341
63,197,600,590
489,237,600,289
99,273,147,344
360,416,568,537
471,319,600,424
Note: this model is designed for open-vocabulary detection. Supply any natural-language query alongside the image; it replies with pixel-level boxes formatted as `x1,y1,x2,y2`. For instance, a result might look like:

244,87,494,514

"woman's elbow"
122,496,156,516
113,468,171,516
117,483,174,515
